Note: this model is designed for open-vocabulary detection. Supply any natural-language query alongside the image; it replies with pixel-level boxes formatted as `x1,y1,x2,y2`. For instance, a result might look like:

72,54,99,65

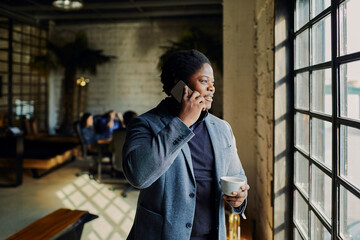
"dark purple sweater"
188,118,217,240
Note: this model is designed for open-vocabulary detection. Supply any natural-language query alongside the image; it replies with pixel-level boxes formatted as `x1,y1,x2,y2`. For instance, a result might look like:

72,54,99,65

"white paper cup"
220,176,246,196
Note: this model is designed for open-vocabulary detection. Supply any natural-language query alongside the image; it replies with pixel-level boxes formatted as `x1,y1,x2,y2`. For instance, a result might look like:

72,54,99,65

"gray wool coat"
122,98,247,240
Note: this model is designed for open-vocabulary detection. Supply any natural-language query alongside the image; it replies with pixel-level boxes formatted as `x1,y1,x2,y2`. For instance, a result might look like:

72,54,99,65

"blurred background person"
94,110,125,137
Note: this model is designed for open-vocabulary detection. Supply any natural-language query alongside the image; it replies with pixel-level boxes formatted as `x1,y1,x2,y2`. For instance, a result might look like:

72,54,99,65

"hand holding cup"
220,176,250,208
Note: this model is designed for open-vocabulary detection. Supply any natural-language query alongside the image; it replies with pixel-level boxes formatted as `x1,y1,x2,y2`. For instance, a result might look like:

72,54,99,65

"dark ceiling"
0,0,223,25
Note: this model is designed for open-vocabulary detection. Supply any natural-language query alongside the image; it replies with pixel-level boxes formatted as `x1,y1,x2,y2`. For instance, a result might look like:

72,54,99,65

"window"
0,16,48,130
293,0,360,239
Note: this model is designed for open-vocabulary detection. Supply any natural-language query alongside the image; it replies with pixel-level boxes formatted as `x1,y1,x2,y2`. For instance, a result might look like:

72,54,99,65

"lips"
204,95,213,102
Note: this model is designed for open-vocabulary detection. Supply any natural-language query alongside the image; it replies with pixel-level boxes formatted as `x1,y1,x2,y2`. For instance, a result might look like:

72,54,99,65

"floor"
0,159,139,240
0,158,252,240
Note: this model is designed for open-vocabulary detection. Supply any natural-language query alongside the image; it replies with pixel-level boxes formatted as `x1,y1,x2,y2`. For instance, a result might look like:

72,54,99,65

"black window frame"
0,15,48,131
292,0,360,240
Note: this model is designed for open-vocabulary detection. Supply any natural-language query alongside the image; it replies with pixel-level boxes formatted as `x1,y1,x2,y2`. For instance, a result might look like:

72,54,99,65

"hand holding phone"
170,80,192,103
170,80,206,127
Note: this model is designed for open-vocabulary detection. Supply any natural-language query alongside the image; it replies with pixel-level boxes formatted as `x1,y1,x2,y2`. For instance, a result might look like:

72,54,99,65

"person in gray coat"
122,49,250,240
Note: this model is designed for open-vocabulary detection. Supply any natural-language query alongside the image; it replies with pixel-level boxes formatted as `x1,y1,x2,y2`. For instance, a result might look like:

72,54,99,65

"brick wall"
254,0,275,238
48,18,222,131
223,0,274,239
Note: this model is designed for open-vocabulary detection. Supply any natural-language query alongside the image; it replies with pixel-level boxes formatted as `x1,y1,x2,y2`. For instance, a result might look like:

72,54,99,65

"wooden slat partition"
0,146,80,170
6,208,96,240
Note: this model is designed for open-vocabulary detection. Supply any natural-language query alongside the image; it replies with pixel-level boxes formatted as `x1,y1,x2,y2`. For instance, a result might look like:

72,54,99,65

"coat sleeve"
122,116,194,189
224,121,248,219
225,121,247,181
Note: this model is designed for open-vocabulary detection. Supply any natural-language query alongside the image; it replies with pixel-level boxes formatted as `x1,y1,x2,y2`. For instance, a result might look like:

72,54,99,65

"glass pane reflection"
295,113,310,153
311,165,332,222
340,125,360,190
294,190,309,237
295,29,309,70
340,186,360,240
295,72,309,110
311,0,331,19
294,227,304,240
311,211,331,240
340,61,360,121
311,118,332,169
295,0,310,31
295,151,309,195
339,0,360,56
312,15,331,65
311,68,332,115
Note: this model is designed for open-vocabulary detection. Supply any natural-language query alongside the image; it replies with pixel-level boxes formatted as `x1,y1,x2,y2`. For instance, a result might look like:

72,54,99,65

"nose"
208,82,215,92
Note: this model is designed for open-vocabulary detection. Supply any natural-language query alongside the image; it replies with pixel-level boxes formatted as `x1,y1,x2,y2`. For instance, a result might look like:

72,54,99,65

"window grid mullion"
337,116,360,128
337,175,360,200
330,0,338,239
294,7,331,38
295,109,332,122
294,61,332,74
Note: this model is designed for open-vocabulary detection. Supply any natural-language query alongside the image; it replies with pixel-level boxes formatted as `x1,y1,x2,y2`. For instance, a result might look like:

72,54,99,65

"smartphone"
170,80,192,103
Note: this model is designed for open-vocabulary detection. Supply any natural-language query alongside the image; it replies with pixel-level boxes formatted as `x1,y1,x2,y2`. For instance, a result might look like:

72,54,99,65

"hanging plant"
31,31,116,134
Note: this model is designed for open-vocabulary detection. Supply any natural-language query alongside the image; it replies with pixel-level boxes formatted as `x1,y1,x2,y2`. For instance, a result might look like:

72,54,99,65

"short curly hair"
160,49,211,95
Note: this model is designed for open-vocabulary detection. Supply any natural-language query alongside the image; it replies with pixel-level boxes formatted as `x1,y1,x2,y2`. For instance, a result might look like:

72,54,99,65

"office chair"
73,121,97,178
110,128,134,197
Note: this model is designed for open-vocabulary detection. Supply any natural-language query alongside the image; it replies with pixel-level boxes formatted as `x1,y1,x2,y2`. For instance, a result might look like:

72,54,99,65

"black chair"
73,121,97,178
109,128,134,197
74,121,114,182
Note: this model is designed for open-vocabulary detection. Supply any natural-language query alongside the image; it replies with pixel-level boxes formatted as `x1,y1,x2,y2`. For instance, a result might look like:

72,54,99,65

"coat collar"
155,98,222,189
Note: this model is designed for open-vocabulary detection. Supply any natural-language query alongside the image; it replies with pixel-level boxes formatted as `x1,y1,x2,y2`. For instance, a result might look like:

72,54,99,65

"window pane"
295,0,310,31
311,0,331,19
0,62,7,72
0,50,8,61
340,125,360,190
294,227,304,240
311,68,332,115
295,113,310,153
311,211,331,240
295,190,309,237
340,61,360,121
0,39,8,49
339,186,360,239
295,29,309,69
295,151,309,195
311,118,332,169
311,165,332,222
311,15,331,65
295,72,309,110
0,28,8,39
12,53,21,63
339,0,360,56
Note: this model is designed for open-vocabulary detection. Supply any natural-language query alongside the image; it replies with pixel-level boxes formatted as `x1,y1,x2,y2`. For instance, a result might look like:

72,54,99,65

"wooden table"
6,208,98,240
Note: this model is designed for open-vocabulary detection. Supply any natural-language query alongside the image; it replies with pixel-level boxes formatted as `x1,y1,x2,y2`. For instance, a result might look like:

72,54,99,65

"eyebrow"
200,75,214,80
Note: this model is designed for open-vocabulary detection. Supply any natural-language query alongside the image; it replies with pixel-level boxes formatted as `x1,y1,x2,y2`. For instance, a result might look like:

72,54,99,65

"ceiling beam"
9,0,222,11
34,9,222,20
0,3,39,24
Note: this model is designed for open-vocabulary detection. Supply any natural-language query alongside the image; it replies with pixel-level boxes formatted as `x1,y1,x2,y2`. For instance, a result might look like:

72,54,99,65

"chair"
110,128,134,197
74,121,114,182
73,121,97,177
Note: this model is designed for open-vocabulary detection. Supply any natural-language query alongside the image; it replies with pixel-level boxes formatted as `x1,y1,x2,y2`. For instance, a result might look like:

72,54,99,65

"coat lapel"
205,116,223,190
